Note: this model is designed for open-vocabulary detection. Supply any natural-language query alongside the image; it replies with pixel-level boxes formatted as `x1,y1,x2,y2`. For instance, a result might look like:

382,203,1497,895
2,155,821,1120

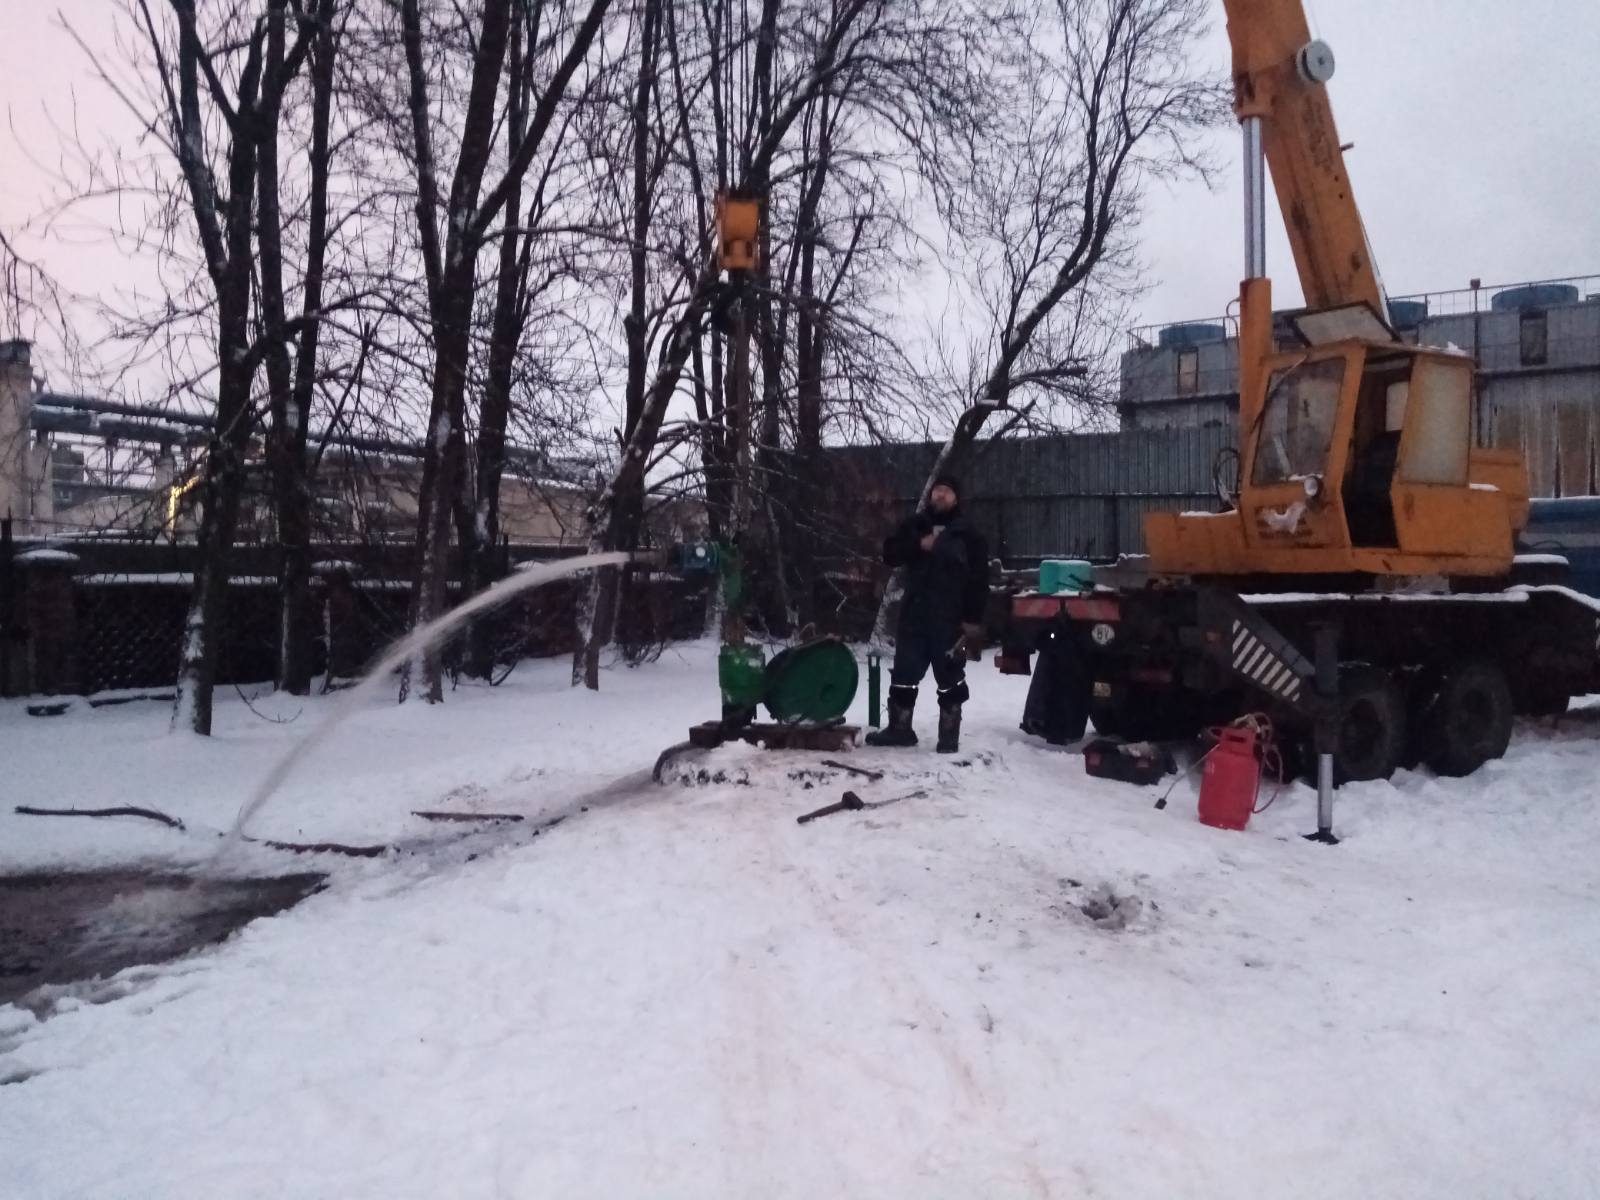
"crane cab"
1146,304,1529,581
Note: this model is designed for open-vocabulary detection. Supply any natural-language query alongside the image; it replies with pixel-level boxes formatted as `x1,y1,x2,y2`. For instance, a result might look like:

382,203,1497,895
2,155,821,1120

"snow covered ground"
3,642,1600,1198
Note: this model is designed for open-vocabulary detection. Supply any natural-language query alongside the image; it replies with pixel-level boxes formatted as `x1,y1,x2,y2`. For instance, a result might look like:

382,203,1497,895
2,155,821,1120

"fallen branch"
411,810,526,823
15,804,187,831
252,837,388,858
233,683,303,725
26,692,177,717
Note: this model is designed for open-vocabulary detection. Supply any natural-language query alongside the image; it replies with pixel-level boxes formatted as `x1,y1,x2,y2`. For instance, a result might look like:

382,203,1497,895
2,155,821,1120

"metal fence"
1126,315,1236,351
1391,274,1600,320
825,424,1236,564
0,530,713,700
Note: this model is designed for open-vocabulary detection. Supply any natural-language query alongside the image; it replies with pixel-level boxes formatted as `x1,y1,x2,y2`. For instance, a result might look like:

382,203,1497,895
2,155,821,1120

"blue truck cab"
1519,498,1600,600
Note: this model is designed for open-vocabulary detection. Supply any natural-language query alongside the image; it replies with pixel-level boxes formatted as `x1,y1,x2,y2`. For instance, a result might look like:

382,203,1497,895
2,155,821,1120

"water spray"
214,549,649,861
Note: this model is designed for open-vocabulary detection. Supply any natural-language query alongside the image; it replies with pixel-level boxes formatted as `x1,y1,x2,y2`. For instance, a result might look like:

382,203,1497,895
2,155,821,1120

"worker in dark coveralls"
866,473,989,753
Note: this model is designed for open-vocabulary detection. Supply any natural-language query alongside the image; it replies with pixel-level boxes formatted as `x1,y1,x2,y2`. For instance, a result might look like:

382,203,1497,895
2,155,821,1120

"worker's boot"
936,703,962,754
866,687,918,747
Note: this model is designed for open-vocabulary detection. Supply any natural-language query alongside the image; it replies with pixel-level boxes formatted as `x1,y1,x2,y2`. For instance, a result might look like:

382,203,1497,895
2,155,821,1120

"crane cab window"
1251,358,1346,485
1398,358,1471,485
1385,380,1409,431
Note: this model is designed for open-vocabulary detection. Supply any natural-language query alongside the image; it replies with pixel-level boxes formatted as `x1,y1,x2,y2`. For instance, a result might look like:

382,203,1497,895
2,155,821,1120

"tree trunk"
467,10,529,681
276,0,337,695
169,3,269,734
574,0,660,689
408,313,473,702
401,0,515,702
258,0,323,696
402,0,612,701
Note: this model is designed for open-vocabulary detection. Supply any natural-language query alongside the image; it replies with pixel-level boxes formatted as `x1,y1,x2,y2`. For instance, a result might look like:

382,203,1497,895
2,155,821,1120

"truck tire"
1420,659,1514,777
1334,665,1407,783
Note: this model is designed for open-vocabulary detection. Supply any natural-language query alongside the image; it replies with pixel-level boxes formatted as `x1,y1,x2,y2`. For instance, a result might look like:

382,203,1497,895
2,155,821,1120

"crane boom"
1221,0,1384,313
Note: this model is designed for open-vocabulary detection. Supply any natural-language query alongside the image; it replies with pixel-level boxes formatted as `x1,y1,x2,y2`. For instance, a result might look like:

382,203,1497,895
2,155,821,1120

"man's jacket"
882,509,989,635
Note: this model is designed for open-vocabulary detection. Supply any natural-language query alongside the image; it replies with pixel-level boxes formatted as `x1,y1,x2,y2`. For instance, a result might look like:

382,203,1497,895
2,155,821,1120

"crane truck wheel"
1332,665,1407,784
1420,659,1514,778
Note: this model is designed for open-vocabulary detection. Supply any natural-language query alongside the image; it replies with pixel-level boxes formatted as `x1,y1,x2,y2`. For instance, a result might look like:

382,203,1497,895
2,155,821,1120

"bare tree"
260,0,344,695
568,0,672,688
872,0,1225,643
459,1,606,680
573,0,978,687
0,231,86,378
395,0,613,703
127,0,314,733
924,0,1223,487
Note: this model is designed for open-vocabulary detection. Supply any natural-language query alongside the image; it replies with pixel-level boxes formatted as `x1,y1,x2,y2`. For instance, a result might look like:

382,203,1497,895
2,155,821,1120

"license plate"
1093,681,1112,698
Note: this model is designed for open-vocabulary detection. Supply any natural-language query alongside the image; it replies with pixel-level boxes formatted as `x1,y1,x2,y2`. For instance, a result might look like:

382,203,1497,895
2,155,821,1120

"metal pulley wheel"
1298,39,1336,84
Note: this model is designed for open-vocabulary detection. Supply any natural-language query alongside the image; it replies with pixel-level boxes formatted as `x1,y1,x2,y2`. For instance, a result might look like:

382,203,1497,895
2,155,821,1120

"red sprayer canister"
1198,726,1260,831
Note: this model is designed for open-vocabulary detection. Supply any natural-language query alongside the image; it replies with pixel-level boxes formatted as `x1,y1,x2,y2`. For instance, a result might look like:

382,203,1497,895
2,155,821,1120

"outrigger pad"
1194,587,1318,718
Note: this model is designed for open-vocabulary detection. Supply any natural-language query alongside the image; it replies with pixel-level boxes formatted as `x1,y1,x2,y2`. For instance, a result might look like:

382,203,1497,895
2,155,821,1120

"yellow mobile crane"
1148,0,1529,578
1007,0,1600,803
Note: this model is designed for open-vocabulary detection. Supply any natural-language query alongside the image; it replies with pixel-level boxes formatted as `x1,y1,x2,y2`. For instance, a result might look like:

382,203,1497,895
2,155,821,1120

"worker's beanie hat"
931,472,962,500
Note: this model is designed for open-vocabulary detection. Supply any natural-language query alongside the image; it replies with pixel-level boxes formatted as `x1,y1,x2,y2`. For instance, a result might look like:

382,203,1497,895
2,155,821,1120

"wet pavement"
0,870,326,1008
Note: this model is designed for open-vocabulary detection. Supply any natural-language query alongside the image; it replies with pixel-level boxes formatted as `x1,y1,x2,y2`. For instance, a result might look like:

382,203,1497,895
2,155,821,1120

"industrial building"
0,340,613,548
1119,274,1600,498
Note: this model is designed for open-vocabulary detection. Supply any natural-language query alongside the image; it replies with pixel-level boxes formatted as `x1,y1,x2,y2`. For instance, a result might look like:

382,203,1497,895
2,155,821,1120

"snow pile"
12,548,80,566
3,644,1599,1197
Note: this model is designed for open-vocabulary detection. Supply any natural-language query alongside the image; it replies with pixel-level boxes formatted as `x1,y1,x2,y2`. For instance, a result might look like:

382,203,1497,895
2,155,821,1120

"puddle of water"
0,870,325,1009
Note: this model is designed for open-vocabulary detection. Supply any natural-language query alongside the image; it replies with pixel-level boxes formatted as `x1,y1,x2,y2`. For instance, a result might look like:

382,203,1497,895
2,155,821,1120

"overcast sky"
5,0,1600,371
1138,0,1600,327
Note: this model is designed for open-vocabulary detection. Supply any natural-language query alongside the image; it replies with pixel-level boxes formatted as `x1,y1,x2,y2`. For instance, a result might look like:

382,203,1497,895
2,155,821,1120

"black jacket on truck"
883,509,989,638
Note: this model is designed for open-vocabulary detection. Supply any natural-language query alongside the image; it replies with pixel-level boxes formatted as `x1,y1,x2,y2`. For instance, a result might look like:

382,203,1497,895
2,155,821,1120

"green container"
763,639,859,724
718,643,767,711
1039,559,1093,595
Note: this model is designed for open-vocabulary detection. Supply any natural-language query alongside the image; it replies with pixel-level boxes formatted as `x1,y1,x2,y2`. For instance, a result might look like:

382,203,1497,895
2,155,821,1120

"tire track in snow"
706,787,850,1195
765,805,1055,1196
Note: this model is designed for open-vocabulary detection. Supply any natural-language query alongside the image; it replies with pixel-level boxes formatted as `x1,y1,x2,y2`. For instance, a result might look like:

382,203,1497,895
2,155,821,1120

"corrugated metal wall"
1417,306,1600,498
827,424,1237,562
1482,374,1599,498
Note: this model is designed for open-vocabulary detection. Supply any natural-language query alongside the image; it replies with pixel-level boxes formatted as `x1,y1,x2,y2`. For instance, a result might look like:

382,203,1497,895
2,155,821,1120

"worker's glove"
958,622,985,661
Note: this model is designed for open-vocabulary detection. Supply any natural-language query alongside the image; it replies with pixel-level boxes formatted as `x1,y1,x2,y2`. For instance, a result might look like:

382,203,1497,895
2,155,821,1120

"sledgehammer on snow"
797,790,867,824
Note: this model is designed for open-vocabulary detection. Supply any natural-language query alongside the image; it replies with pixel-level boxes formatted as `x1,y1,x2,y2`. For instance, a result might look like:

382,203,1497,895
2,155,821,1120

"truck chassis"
1003,563,1600,780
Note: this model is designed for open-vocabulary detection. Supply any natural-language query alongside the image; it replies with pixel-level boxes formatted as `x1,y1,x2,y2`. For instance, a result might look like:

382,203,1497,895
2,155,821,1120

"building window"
1519,311,1548,366
1176,348,1199,395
